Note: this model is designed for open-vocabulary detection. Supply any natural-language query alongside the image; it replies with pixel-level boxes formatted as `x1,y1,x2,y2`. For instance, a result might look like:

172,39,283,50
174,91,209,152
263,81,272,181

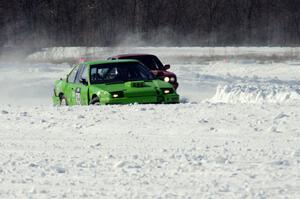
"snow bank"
211,83,300,104
26,47,300,63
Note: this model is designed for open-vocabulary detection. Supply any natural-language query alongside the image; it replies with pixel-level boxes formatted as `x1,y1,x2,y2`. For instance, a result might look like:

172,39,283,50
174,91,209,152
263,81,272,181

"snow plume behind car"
0,62,70,106
211,82,300,104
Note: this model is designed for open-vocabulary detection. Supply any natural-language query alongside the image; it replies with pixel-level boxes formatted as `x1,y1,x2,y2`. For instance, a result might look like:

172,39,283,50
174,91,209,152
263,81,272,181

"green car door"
75,64,89,105
68,64,89,105
64,65,79,105
64,64,89,105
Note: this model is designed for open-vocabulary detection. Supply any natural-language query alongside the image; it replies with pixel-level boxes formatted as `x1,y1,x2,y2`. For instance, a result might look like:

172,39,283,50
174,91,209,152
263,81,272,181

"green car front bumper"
101,93,179,105
53,93,179,106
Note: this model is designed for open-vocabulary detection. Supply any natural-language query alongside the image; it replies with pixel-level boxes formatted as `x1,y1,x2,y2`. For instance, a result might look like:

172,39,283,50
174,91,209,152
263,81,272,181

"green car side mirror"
80,78,88,85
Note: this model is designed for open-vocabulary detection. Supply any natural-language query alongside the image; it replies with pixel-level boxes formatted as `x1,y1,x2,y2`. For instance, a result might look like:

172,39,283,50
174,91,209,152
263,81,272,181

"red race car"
108,54,178,89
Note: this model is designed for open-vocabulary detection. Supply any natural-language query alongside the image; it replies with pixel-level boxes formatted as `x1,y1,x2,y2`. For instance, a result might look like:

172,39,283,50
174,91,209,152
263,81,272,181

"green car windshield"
90,62,154,84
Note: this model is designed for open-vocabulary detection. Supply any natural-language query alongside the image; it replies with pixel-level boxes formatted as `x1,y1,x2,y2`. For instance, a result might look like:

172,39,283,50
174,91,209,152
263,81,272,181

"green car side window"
76,65,88,85
75,65,83,83
81,65,88,81
68,66,79,83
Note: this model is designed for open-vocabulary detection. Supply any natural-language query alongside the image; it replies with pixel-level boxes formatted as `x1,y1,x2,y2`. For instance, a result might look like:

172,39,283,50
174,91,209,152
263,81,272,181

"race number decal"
75,87,81,105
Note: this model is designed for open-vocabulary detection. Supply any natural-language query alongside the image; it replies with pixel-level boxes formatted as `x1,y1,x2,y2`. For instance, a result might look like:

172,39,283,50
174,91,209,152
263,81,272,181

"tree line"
1,0,300,48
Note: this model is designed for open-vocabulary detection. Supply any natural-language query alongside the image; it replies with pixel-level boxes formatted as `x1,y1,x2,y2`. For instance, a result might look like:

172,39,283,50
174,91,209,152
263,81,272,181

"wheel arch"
91,94,98,100
90,93,100,105
58,92,64,99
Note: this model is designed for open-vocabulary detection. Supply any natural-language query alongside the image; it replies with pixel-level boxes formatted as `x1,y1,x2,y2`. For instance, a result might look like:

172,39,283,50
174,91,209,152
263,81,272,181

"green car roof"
84,59,139,66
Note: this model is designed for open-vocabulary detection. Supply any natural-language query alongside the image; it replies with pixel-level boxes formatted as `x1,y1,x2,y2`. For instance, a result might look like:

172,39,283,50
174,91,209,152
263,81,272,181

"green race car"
53,60,180,105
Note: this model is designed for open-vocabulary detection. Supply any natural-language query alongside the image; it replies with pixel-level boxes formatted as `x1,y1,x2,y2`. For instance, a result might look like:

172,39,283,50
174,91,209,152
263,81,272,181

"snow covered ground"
0,47,300,198
1,102,299,198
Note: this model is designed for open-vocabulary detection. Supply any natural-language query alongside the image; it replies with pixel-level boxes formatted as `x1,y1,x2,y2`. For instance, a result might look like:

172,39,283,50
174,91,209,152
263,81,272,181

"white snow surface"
0,47,300,198
0,103,299,198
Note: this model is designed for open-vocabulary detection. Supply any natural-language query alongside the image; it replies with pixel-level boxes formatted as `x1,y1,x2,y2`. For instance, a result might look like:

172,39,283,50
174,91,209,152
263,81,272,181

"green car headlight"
161,88,174,94
110,91,124,98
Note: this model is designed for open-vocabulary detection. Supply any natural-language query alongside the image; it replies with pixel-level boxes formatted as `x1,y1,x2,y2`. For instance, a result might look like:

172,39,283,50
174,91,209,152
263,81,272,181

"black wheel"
59,95,68,106
90,97,100,105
